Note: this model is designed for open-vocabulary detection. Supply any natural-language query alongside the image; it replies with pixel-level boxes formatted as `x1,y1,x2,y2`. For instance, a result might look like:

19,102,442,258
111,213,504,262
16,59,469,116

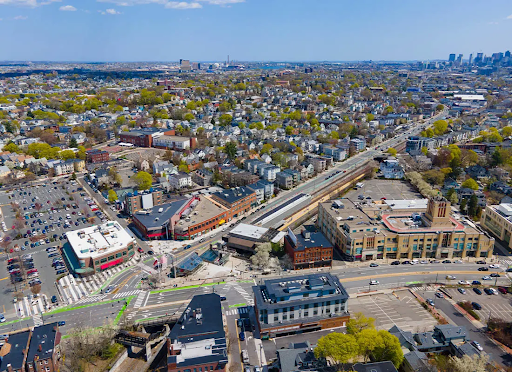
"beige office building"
318,197,494,261
481,203,512,249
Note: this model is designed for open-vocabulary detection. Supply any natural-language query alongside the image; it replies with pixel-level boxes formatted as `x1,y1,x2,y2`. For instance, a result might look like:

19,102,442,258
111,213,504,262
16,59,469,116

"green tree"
421,146,428,155
468,194,478,217
107,189,118,203
433,120,448,136
224,141,237,159
386,148,397,157
366,113,374,122
372,330,404,368
356,328,381,362
314,333,358,367
347,312,375,335
502,126,512,137
461,178,478,190
219,114,232,126
184,113,195,121
134,171,152,190
76,146,86,160
285,126,294,135
460,198,467,214
260,143,273,155
422,170,445,185
69,138,78,148
3,142,21,153
436,104,444,111
60,150,76,161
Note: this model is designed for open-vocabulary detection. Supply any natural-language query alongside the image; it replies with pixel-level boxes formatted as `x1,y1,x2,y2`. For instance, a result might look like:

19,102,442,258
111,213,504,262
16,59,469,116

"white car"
482,276,491,280
489,264,500,269
369,280,379,285
458,280,470,285
446,275,456,280
472,341,483,351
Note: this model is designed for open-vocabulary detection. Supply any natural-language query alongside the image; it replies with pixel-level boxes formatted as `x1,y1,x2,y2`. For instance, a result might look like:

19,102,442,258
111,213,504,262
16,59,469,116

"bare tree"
250,242,272,269
34,202,43,212
0,236,12,254
30,283,42,297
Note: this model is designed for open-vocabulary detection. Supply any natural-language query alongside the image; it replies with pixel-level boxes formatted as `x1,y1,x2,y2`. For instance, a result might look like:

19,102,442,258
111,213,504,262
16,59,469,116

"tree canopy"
134,171,152,190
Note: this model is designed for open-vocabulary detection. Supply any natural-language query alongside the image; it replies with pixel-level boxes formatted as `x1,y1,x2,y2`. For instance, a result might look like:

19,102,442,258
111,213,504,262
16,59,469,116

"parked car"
369,263,379,267
435,292,444,298
498,287,508,294
472,281,481,285
473,288,482,295
472,341,483,351
484,288,494,295
390,261,400,265
369,280,379,285
490,273,501,278
426,299,435,306
458,288,466,294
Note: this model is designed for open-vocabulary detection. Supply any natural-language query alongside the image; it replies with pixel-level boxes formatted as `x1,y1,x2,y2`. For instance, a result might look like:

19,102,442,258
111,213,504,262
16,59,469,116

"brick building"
86,149,110,163
124,189,164,216
284,228,333,270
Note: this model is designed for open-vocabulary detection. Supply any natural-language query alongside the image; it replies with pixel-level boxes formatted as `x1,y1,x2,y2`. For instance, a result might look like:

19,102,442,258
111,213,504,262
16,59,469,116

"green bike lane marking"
150,281,226,294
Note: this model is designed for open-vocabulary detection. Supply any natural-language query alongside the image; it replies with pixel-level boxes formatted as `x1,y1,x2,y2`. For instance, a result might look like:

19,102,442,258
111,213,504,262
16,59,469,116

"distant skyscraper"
180,59,191,71
475,53,484,65
468,54,473,66
456,54,463,65
448,53,456,62
505,51,511,58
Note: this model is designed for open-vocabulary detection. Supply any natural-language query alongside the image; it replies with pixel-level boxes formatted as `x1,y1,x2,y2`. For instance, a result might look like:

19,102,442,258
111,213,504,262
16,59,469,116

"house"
322,145,347,161
169,172,192,189
379,158,404,179
276,171,293,190
350,138,366,151
284,227,333,270
192,169,213,186
489,181,512,195
248,180,274,201
465,165,489,179
153,160,177,176
0,165,10,178
71,132,86,144
276,341,327,372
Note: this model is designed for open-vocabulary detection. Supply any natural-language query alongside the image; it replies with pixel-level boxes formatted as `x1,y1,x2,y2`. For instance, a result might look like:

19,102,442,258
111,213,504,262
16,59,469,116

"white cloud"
0,0,60,7
14,15,27,19
59,4,76,10
97,0,242,8
507,14,512,19
106,7,120,13
165,1,201,9
197,0,244,4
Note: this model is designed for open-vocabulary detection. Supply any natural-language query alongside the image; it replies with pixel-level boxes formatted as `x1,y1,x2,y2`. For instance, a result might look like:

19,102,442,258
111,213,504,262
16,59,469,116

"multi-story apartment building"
318,197,494,261
481,203,512,250
167,294,227,372
124,189,164,216
169,172,192,189
284,229,333,270
86,149,110,163
0,323,62,372
253,273,350,339
276,171,293,190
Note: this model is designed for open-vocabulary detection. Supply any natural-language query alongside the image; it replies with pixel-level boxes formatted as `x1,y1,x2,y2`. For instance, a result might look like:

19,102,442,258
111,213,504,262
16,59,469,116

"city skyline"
0,0,512,61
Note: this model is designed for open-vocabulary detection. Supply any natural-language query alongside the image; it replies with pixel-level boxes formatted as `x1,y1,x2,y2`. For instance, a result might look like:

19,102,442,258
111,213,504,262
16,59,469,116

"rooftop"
381,213,465,233
288,228,332,251
174,196,227,231
0,330,30,370
133,198,188,230
66,221,136,259
26,323,59,362
168,293,227,368
211,186,255,205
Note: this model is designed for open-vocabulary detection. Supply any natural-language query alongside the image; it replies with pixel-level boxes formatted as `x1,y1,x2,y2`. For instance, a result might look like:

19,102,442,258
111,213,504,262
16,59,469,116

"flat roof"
212,186,255,205
66,221,136,259
0,330,30,370
291,230,332,251
384,199,428,210
381,214,466,233
156,135,190,142
26,323,59,362
175,196,227,230
229,223,268,240
134,198,188,230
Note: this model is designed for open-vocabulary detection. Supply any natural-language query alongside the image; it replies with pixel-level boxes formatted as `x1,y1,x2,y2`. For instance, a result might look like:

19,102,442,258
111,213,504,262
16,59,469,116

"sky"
1,0,512,62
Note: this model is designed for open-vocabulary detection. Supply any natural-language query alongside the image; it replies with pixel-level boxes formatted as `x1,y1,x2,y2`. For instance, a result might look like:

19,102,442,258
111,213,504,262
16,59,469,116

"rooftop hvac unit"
158,208,164,213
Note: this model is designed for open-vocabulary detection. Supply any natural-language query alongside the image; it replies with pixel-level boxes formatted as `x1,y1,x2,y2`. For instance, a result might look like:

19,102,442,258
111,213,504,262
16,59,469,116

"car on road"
239,332,245,341
254,367,261,372
435,292,444,298
472,281,481,285
369,263,379,267
220,296,227,301
490,273,500,278
426,299,435,306
420,260,428,264
58,321,66,326
476,260,486,264
442,260,451,264
0,314,5,323
489,264,500,269
369,280,379,285
472,341,483,351
446,275,456,280
473,288,482,295
147,250,154,255
138,247,144,253
478,267,489,271
482,276,491,280
458,280,470,285
184,245,192,250
458,288,466,294
390,261,400,265
401,261,410,265
105,285,115,294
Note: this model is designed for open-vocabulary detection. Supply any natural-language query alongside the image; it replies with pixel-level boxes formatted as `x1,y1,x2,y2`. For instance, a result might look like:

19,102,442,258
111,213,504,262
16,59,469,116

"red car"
498,287,508,294
138,247,144,253
27,269,38,275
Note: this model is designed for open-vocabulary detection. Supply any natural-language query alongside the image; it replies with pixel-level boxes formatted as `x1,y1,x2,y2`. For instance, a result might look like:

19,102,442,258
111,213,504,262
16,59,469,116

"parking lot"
0,179,102,315
345,179,421,203
419,286,512,323
348,290,439,333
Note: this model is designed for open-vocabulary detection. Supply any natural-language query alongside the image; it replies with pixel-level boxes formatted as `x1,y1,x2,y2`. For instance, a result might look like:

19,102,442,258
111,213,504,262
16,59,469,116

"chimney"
7,364,13,372
38,344,42,352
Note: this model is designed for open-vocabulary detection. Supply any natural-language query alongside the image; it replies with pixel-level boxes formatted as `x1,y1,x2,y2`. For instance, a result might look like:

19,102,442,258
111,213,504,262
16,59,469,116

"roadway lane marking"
337,271,488,284
0,277,8,281
139,299,189,311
